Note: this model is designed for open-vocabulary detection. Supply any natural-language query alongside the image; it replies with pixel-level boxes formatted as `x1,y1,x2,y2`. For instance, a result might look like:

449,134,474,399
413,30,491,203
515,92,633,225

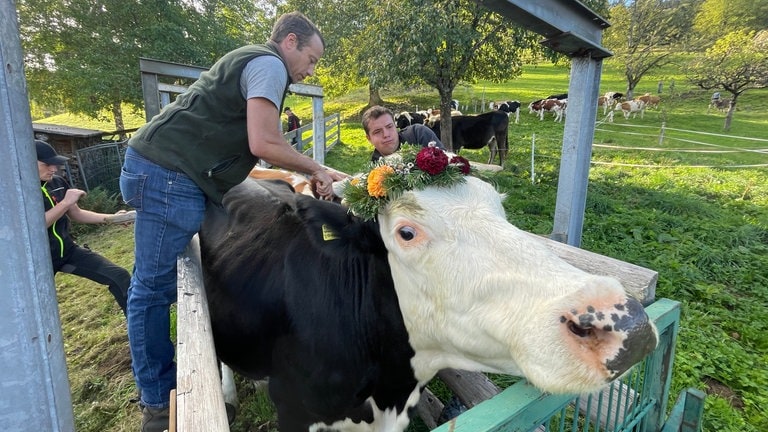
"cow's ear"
295,197,386,255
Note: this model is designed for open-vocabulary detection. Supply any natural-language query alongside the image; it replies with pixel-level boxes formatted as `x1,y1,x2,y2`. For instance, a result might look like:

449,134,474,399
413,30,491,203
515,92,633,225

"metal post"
0,2,75,430
551,56,603,246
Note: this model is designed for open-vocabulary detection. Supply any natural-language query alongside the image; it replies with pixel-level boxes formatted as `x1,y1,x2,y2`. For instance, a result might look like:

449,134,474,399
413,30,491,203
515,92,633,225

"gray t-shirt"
240,55,288,131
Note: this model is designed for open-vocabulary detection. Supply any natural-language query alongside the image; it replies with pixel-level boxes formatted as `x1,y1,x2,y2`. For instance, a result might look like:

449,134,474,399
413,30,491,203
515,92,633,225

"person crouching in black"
36,140,130,314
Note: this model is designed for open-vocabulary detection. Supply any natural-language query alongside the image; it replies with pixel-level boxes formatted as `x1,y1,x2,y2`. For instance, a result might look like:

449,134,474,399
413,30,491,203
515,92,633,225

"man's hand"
104,210,137,225
62,188,86,205
311,168,349,201
310,170,335,200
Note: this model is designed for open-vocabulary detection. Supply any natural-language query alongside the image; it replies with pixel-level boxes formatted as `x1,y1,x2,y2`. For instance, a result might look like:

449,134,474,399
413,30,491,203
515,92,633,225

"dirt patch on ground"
703,376,744,410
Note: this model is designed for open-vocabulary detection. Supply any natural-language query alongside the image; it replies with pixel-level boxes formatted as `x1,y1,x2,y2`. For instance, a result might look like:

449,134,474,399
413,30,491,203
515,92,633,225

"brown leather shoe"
141,405,169,432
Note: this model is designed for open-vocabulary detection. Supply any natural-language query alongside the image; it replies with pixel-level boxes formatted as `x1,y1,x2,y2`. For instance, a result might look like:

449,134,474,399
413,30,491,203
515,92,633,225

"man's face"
366,115,399,157
284,33,324,83
38,161,59,182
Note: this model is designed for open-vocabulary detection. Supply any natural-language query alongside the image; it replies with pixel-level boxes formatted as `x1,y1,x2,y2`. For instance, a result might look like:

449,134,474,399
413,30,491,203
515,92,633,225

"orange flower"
367,165,394,197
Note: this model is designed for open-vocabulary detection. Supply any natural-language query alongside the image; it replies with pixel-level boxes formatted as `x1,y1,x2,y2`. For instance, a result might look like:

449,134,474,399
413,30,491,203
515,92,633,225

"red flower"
415,147,449,175
450,155,471,174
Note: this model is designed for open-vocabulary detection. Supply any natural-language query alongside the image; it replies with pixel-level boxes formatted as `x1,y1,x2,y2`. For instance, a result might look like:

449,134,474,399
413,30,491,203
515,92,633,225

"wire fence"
524,121,768,171
592,122,768,168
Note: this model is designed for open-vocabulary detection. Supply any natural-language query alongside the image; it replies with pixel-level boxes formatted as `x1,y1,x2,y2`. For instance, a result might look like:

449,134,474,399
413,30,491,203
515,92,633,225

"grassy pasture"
54,61,767,431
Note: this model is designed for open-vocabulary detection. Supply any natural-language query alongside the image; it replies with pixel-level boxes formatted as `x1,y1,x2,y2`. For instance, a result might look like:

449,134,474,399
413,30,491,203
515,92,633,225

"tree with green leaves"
17,0,269,134
687,30,768,130
693,0,768,45
368,0,541,151
603,0,696,99
279,0,382,101
291,0,608,113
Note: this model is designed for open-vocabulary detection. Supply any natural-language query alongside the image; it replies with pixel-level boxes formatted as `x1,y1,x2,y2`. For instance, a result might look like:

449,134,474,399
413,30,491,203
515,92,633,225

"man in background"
361,105,443,162
284,107,301,144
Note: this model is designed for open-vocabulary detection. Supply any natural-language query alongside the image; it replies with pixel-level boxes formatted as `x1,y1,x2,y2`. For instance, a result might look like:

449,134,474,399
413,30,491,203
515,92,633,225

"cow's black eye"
398,226,416,241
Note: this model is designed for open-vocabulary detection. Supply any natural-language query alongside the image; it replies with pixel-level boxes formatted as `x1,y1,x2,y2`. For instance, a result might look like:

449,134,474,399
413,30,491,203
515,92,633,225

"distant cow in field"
200,168,659,432
609,99,646,122
547,93,568,100
490,100,522,124
529,98,567,122
429,111,510,166
597,96,609,114
394,111,427,130
602,91,624,115
708,97,731,113
638,93,660,109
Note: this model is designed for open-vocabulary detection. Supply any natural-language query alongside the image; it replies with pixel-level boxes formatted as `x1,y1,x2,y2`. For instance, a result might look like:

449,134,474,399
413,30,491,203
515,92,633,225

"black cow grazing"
199,170,659,432
429,110,510,166
547,92,568,100
394,111,427,130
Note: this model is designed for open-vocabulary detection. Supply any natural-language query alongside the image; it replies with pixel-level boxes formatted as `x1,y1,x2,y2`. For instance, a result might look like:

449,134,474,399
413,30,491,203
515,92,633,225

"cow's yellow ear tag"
322,224,338,241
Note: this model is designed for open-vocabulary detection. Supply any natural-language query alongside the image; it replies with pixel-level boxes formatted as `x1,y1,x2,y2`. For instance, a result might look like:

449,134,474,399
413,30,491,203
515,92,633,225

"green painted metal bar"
431,381,574,432
660,388,706,432
641,299,681,432
680,388,706,432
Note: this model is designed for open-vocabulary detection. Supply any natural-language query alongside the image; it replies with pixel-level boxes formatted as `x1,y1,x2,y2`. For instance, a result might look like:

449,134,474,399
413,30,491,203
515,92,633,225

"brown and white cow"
638,93,660,109
529,98,567,122
200,160,659,432
602,91,624,115
609,99,646,122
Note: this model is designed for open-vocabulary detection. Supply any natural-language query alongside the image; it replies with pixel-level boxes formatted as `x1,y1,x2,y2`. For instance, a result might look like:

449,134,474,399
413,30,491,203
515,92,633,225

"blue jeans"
120,147,207,408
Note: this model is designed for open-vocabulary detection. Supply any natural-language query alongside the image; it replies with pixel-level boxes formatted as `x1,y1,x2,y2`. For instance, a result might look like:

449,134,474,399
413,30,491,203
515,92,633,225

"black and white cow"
394,111,427,130
490,100,521,124
199,174,658,432
429,110,510,166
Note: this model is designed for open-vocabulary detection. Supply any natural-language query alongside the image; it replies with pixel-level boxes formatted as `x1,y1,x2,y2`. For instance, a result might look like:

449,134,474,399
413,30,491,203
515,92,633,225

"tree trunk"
626,80,638,101
111,101,127,141
723,98,736,131
368,84,384,107
437,87,455,151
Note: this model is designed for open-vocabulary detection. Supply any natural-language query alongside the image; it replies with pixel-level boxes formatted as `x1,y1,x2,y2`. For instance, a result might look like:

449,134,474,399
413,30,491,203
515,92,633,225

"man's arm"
246,98,346,198
68,206,125,225
47,188,129,225
44,189,85,227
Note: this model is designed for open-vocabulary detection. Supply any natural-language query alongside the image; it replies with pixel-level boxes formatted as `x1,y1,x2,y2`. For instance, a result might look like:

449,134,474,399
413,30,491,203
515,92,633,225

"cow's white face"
377,176,658,394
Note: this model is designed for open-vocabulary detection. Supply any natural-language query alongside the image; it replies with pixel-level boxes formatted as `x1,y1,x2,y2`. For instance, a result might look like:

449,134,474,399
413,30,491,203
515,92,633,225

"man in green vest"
119,11,346,431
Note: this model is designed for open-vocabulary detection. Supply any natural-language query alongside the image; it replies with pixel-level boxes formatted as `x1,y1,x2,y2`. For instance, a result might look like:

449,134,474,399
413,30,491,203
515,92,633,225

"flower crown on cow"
342,144,471,221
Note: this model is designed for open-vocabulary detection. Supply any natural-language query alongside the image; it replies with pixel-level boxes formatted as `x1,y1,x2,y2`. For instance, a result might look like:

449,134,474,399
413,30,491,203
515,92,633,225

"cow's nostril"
568,321,594,338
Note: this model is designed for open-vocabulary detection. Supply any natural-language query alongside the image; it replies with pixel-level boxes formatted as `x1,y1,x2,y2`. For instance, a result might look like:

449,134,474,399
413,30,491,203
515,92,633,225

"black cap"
284,107,291,113
35,140,69,165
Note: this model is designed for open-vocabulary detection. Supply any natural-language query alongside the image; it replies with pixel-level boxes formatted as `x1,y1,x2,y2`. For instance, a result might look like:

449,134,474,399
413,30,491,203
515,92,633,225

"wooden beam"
176,236,230,431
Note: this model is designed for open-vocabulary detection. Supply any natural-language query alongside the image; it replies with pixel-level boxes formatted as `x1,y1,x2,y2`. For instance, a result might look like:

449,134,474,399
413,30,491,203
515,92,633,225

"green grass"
55,60,768,432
